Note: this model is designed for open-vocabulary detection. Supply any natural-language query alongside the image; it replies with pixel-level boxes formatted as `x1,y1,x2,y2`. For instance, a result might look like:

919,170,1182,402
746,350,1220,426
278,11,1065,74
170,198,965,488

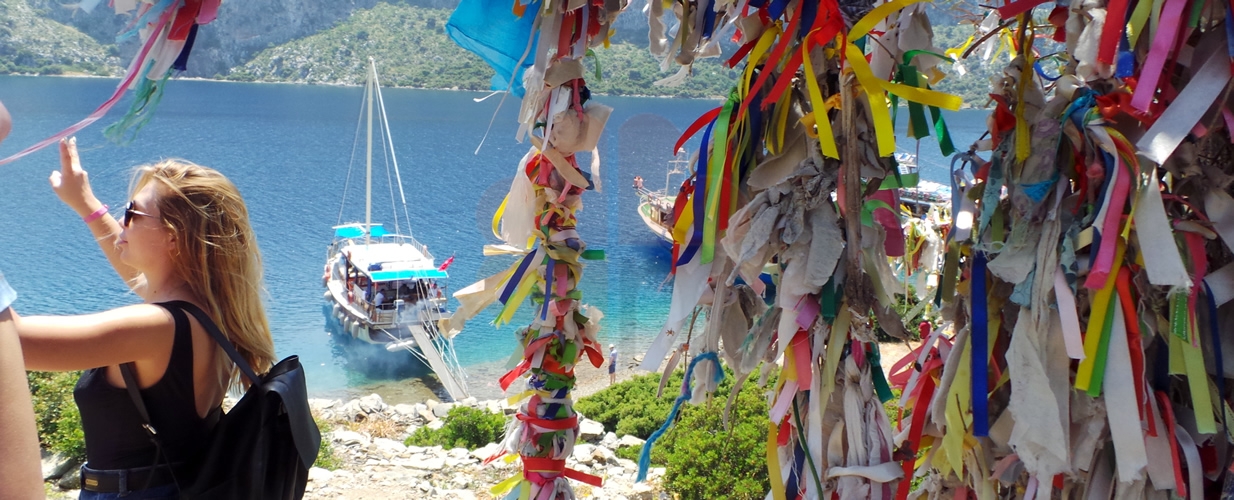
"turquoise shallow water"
0,75,987,402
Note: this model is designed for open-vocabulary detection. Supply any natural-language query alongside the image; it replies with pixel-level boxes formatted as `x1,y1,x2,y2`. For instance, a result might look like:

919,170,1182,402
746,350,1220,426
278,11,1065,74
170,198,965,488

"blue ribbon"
1206,282,1228,430
498,249,539,305
636,351,724,482
971,252,989,437
675,118,715,267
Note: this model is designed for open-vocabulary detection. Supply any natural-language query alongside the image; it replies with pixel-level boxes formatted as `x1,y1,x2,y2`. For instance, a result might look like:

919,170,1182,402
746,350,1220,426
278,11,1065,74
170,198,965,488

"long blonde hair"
132,160,275,389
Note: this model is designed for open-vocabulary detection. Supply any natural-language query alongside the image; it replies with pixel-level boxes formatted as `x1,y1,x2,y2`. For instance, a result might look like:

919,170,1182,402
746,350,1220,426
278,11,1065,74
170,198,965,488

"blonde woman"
12,138,276,500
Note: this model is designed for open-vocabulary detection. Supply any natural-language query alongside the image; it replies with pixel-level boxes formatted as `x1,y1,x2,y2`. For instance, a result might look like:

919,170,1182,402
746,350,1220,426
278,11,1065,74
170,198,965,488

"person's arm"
0,310,43,499
50,138,140,287
0,100,11,144
13,305,175,374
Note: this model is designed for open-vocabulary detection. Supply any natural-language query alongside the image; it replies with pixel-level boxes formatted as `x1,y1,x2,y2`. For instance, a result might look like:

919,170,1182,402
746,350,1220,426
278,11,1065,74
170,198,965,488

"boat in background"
322,58,469,401
636,151,690,248
895,152,952,221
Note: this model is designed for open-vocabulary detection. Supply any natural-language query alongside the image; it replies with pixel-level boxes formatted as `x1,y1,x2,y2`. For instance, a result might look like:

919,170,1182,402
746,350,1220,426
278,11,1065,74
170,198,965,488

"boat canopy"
335,225,388,238
371,269,448,281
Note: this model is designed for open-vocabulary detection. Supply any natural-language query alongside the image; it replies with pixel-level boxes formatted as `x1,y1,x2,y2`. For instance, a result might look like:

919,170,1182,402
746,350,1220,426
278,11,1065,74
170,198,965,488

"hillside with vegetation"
226,3,738,98
0,0,121,76
2,0,1007,104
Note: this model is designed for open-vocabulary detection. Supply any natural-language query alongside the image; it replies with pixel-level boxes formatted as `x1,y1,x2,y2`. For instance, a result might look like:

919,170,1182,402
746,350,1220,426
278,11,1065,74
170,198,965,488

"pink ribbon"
1130,0,1188,111
0,8,173,166
1084,154,1131,289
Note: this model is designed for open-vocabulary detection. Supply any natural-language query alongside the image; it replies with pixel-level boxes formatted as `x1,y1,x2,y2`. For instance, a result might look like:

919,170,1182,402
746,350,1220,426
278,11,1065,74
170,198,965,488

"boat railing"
332,232,432,259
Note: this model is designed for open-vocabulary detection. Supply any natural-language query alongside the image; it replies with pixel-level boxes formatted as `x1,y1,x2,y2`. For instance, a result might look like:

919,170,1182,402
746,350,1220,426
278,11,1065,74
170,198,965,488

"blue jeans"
79,482,179,499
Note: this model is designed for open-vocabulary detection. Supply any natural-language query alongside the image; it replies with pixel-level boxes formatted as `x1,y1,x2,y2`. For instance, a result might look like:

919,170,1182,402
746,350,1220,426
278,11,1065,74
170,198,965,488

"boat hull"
638,198,675,249
321,301,433,377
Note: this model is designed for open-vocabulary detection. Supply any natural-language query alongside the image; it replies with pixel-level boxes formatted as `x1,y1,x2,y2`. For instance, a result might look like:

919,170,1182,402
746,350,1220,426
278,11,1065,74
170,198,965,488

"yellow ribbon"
495,268,540,326
491,474,523,496
802,31,838,158
845,44,898,157
1014,21,1032,163
493,194,510,240
942,338,972,478
768,421,786,500
1074,240,1126,390
849,0,929,39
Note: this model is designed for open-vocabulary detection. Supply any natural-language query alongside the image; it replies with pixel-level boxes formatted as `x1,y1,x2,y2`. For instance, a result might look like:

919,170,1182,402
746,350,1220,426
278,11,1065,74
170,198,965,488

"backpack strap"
162,300,262,386
118,362,181,491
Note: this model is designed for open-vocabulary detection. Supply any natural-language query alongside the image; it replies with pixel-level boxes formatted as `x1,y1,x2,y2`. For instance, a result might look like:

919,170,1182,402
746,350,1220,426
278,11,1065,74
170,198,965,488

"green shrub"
657,371,772,499
577,362,777,499
405,406,506,450
575,371,683,439
314,419,343,470
27,371,86,460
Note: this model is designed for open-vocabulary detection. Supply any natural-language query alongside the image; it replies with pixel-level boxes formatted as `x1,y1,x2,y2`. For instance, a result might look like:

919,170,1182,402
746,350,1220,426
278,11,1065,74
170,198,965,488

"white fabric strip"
1053,267,1086,359
1135,166,1192,287
639,258,713,372
1136,48,1233,165
1104,299,1149,482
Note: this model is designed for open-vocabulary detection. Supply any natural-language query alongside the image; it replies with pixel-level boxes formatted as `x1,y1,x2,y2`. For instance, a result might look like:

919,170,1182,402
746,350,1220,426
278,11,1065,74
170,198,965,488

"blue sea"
0,75,987,402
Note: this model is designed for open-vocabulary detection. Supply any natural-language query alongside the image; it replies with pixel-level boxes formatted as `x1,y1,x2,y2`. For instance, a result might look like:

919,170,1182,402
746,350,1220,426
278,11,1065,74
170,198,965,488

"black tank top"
74,301,220,470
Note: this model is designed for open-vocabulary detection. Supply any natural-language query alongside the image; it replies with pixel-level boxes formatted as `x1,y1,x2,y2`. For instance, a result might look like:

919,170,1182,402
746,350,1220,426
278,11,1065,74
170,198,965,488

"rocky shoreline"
41,393,666,500
305,394,665,499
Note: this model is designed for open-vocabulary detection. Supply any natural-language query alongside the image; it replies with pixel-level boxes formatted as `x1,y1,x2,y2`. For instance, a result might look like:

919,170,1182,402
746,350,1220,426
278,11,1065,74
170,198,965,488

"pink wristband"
83,204,109,223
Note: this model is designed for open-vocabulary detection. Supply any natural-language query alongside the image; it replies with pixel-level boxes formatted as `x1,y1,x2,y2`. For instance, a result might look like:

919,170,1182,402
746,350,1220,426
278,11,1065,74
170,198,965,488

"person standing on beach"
608,344,618,385
11,140,277,499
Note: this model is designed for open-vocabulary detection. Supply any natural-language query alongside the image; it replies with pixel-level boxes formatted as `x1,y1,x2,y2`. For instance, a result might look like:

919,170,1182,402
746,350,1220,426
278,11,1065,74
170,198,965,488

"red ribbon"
522,457,605,487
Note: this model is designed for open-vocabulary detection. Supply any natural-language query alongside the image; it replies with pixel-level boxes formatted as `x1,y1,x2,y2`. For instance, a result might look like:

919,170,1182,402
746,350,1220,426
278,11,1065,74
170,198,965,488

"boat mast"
365,57,375,247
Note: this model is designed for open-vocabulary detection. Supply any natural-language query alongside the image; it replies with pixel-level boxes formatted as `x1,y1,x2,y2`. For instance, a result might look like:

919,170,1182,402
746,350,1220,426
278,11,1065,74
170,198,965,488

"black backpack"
120,301,321,499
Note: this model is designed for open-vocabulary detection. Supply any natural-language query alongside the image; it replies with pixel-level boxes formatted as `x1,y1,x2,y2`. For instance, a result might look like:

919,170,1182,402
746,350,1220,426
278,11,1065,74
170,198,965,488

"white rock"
648,467,666,479
448,447,469,459
579,419,605,441
418,407,437,422
374,437,408,457
339,399,364,421
427,419,445,430
308,398,339,412
486,400,503,414
40,451,75,481
393,403,417,416
358,393,387,414
601,432,619,448
572,443,597,464
593,445,617,465
471,442,503,461
616,458,637,470
331,429,370,447
432,402,455,418
308,467,334,484
424,399,439,411
441,489,477,500
410,457,446,470
617,435,646,448
461,396,478,407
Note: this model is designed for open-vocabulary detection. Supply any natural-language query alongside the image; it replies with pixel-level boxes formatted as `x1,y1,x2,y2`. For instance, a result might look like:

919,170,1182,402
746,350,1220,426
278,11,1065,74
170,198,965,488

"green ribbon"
702,92,737,264
1086,293,1119,397
869,344,895,403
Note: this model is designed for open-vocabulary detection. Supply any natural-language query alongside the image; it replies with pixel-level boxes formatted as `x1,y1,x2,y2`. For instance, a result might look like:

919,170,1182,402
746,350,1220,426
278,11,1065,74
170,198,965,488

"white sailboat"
636,151,690,248
322,58,470,400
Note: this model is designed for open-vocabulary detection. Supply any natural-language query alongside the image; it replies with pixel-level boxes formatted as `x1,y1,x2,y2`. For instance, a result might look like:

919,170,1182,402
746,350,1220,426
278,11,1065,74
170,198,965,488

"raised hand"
50,137,102,217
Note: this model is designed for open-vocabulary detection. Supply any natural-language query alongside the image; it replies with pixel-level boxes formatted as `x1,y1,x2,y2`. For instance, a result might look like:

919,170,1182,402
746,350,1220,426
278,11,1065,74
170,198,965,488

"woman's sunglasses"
122,200,155,227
